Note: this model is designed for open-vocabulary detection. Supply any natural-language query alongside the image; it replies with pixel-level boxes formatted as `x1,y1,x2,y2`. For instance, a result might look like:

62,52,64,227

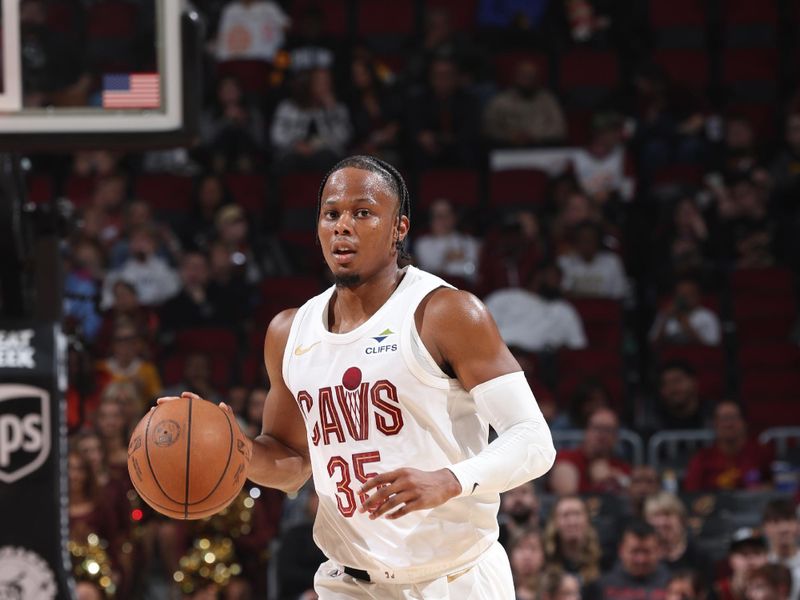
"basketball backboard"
0,0,202,150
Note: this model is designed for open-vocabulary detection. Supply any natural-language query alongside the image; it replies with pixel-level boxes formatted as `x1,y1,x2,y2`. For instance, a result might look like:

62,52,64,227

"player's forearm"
247,434,311,493
447,371,556,497
448,419,556,496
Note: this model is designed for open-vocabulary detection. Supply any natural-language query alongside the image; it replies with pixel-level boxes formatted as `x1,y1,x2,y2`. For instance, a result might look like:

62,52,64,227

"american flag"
102,73,161,109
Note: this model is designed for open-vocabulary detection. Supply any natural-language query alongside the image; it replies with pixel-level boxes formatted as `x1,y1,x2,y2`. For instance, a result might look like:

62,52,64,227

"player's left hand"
357,467,462,520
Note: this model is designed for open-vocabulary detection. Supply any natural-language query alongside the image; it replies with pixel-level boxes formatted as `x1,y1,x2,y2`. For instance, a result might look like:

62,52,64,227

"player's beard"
334,273,361,288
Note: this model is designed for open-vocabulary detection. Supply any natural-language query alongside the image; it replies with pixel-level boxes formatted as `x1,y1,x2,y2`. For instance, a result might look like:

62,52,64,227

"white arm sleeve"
447,371,556,498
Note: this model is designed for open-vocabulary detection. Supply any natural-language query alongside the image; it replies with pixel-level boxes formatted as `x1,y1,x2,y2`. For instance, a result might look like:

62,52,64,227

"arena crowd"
20,0,800,598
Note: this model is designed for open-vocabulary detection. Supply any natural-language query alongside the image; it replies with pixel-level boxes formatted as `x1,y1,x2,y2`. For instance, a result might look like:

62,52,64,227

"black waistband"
344,566,371,582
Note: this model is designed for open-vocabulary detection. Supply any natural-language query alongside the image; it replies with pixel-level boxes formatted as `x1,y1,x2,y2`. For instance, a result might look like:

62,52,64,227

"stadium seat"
741,371,800,399
733,294,796,343
278,172,325,231
224,173,267,218
652,49,710,92
418,169,479,209
721,0,778,47
558,50,620,108
564,109,594,145
46,0,81,34
424,0,478,31
357,0,415,35
738,343,800,371
722,48,779,104
241,356,268,387
745,398,798,434
491,51,549,87
175,328,238,357
731,267,795,297
290,0,348,36
648,0,705,28
86,0,139,38
556,348,625,410
216,60,272,97
356,0,415,52
569,298,623,348
134,174,193,215
488,169,549,207
64,175,96,208
86,0,140,72
255,276,324,324
27,175,54,205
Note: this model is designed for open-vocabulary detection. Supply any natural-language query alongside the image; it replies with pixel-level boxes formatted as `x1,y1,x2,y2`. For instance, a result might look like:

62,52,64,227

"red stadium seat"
648,0,705,28
738,343,800,371
279,172,324,209
255,276,323,324
491,51,549,87
175,328,238,357
564,109,594,145
241,356,268,387
418,170,479,209
570,298,623,348
649,0,706,48
86,0,139,38
134,174,193,214
722,0,778,47
658,345,724,370
290,0,348,36
224,173,267,217
27,175,54,205
741,372,800,399
64,175,96,208
558,50,620,107
652,50,710,91
722,48,778,85
46,1,81,34
217,60,272,96
745,399,798,434
357,0,415,35
731,268,795,297
425,0,478,31
652,163,705,187
488,169,549,207
558,348,622,372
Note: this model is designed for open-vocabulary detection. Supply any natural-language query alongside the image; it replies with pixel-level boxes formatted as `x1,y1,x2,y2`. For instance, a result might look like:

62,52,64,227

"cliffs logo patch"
0,385,50,484
371,329,394,343
0,546,57,599
366,328,398,355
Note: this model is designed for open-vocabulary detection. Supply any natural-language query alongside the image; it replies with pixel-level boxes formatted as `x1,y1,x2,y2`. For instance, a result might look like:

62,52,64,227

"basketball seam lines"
184,397,193,519
189,408,234,506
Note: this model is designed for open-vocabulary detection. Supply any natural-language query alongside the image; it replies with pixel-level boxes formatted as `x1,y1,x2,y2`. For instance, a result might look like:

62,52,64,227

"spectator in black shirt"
644,492,712,578
596,521,671,600
160,251,227,334
408,55,481,168
653,360,710,431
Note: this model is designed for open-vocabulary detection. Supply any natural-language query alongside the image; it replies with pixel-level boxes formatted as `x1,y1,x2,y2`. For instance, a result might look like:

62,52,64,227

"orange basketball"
127,397,251,520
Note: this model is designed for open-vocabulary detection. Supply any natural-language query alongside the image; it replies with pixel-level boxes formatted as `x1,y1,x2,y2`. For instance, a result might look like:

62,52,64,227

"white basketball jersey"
282,266,500,582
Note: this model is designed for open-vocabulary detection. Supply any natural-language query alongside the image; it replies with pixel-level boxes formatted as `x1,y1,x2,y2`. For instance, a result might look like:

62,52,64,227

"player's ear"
396,215,410,243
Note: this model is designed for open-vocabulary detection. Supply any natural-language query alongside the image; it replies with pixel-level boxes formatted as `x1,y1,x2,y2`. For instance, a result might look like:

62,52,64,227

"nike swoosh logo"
294,341,321,356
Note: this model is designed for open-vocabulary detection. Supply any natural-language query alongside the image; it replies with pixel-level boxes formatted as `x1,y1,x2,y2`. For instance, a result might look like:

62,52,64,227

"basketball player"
164,156,555,598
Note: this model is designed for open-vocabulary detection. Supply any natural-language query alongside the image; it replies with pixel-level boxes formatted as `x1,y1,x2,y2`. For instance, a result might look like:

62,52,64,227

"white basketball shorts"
313,541,515,600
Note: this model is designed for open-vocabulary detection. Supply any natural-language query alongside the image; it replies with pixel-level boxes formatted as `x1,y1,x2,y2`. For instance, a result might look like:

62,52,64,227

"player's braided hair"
316,155,412,265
